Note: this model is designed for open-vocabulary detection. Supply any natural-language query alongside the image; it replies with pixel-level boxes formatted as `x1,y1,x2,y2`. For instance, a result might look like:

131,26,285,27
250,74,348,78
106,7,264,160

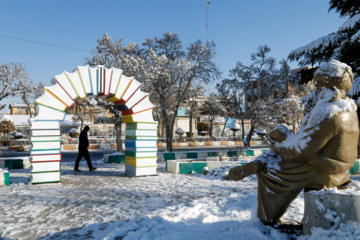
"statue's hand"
268,125,290,143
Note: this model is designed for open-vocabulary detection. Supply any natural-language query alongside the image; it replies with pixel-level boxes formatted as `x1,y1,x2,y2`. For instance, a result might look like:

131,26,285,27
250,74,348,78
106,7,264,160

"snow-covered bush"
68,128,79,138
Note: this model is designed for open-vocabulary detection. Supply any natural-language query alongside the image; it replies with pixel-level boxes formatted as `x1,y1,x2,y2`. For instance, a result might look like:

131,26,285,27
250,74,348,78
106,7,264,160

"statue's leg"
229,160,267,181
256,172,302,224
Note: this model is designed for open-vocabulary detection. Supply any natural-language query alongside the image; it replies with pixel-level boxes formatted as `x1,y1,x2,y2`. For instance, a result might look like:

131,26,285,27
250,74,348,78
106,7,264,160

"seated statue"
229,59,359,225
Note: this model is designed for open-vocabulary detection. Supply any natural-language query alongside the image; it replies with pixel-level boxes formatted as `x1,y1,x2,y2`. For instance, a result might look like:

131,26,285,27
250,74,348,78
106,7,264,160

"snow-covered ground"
1,158,360,240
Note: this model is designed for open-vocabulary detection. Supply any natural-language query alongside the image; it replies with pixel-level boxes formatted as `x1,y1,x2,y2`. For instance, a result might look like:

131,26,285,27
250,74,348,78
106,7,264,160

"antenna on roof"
205,1,210,43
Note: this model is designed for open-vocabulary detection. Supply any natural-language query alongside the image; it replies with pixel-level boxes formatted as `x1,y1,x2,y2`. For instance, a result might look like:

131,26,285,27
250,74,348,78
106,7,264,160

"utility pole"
205,1,210,43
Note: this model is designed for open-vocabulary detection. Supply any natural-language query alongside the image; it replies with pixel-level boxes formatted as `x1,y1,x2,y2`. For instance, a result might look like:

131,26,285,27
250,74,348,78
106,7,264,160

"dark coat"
78,130,89,150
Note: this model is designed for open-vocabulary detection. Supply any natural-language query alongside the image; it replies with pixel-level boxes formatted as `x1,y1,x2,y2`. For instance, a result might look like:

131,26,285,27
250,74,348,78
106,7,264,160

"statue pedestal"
303,190,360,235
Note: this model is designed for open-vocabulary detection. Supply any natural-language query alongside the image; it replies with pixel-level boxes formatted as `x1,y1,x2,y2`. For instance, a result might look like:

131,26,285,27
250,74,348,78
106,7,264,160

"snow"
339,14,360,32
314,59,350,78
228,122,240,130
0,114,14,123
1,161,360,239
304,88,354,126
0,114,89,127
275,87,355,153
68,128,79,134
61,114,91,125
289,33,339,59
314,59,351,77
351,29,360,42
309,180,360,196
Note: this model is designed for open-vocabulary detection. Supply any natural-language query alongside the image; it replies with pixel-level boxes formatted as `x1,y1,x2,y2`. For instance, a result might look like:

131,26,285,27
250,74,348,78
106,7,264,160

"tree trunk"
166,121,173,152
115,120,123,152
189,111,193,139
221,117,229,137
22,94,33,118
209,120,213,138
240,117,246,141
244,124,255,149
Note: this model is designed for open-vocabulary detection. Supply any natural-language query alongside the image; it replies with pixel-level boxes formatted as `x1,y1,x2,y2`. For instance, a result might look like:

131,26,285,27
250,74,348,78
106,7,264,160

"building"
244,81,295,112
9,104,36,115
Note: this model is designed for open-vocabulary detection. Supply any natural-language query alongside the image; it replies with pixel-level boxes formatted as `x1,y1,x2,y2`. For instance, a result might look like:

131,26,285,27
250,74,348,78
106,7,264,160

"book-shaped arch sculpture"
30,65,157,184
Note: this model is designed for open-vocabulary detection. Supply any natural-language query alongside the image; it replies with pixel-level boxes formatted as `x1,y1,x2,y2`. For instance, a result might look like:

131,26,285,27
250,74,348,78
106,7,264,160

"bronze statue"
229,59,359,224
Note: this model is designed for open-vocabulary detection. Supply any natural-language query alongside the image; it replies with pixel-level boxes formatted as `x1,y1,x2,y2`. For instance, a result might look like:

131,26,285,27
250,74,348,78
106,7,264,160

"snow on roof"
0,114,90,126
9,103,35,108
314,59,351,78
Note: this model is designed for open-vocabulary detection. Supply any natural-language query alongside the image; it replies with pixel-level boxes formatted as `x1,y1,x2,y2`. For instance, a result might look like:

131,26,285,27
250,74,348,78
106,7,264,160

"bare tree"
68,98,96,130
216,79,246,138
86,34,139,152
123,32,220,151
226,46,293,148
184,84,205,139
19,81,44,118
199,94,226,138
281,95,304,133
0,63,30,111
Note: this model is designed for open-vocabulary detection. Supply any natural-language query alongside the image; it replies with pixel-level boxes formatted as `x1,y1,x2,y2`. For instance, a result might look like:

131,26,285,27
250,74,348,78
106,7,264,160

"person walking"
74,125,97,172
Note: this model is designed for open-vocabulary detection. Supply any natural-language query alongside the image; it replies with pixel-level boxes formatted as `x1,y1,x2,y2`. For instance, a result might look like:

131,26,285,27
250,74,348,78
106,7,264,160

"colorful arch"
29,65,158,184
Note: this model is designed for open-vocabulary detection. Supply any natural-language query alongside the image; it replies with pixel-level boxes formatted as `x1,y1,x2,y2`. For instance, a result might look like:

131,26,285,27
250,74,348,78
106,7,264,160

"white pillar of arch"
29,65,158,184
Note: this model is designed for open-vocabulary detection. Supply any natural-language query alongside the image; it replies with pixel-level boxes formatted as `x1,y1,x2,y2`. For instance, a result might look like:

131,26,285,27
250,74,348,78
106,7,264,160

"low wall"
0,157,31,170
166,160,244,174
158,149,267,162
156,141,267,148
60,141,268,151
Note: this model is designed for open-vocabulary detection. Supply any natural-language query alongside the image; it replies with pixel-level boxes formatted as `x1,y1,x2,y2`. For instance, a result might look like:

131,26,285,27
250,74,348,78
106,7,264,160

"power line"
0,34,92,53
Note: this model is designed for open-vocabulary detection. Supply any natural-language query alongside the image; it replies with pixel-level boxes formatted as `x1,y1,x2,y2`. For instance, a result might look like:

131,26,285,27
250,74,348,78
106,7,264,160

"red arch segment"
30,65,157,184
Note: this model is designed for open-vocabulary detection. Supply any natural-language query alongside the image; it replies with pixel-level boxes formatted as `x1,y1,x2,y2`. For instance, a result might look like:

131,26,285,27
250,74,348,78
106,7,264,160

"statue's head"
314,59,353,93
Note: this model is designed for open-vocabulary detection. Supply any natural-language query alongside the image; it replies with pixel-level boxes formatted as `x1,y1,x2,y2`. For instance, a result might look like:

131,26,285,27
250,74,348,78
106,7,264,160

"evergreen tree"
329,0,360,17
289,0,360,75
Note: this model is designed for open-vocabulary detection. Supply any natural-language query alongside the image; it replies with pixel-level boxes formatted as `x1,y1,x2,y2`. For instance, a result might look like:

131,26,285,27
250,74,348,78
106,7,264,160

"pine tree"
328,0,360,17
288,0,360,75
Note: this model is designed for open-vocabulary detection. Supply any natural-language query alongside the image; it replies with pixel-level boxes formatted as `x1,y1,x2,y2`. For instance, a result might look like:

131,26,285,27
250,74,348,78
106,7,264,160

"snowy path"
0,160,359,239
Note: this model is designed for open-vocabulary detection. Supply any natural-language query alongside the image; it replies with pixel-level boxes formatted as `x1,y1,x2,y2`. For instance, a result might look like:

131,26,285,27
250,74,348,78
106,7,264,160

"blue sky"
0,0,344,109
